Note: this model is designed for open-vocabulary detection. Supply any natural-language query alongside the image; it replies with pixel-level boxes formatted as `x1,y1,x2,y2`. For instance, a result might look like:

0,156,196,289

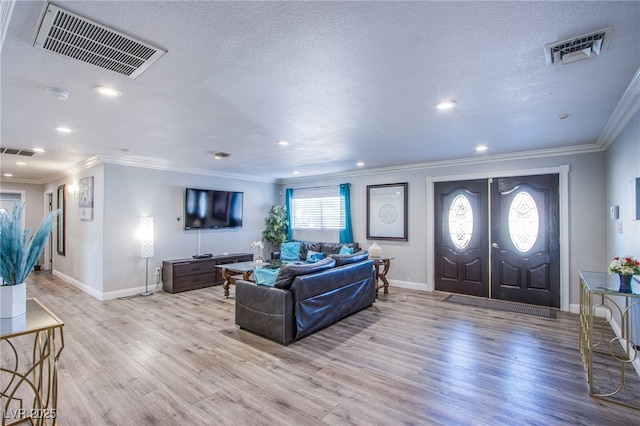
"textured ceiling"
1,1,639,183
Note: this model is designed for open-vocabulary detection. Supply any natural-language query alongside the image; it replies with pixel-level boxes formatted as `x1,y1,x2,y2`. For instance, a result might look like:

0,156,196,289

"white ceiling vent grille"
33,3,166,79
544,27,612,66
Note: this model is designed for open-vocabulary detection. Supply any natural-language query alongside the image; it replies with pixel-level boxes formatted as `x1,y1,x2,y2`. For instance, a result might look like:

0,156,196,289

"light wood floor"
11,272,640,425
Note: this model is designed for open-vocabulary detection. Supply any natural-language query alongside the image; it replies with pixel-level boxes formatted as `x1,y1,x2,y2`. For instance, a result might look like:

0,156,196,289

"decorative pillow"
305,250,326,263
253,268,279,287
280,242,302,262
275,257,336,289
330,250,370,267
339,246,354,255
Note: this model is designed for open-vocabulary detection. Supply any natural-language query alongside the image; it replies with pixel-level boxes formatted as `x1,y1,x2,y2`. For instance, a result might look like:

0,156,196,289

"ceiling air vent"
0,147,36,156
33,3,166,79
544,27,612,66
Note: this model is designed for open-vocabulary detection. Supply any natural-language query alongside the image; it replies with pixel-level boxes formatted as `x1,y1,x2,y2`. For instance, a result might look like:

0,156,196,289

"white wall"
101,164,277,298
279,151,606,308
605,108,640,261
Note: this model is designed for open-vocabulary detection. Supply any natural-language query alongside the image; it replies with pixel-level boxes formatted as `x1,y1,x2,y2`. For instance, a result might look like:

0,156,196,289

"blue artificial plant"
0,202,59,285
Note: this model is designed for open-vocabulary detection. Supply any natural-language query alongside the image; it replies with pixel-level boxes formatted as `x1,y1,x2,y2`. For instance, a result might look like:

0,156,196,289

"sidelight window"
448,194,474,249
508,191,539,252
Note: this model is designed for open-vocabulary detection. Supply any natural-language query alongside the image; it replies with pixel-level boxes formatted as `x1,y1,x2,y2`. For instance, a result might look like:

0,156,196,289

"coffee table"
216,260,263,298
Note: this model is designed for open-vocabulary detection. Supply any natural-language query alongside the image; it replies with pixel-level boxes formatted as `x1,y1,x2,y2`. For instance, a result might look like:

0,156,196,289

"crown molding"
96,155,277,184
276,143,604,185
597,66,640,149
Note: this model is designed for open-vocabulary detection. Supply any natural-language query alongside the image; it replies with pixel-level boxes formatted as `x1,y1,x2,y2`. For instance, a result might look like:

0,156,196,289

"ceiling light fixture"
476,145,488,152
46,87,69,101
16,162,26,166
277,140,289,146
212,152,231,160
435,100,456,110
293,171,300,175
356,162,365,167
95,86,120,97
3,173,13,177
56,127,72,133
33,148,46,153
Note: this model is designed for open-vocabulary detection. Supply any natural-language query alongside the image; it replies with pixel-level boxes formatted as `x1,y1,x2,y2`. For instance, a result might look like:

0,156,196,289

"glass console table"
1,298,64,425
579,270,640,410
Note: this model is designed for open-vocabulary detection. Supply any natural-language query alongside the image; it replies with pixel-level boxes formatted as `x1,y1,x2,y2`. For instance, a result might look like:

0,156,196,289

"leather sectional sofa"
235,249,375,344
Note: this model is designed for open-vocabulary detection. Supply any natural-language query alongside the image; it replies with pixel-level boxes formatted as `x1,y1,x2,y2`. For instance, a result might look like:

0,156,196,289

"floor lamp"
139,217,154,297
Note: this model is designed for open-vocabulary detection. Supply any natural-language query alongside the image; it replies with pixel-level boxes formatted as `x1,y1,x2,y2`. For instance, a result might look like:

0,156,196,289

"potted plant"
262,205,289,256
0,202,59,318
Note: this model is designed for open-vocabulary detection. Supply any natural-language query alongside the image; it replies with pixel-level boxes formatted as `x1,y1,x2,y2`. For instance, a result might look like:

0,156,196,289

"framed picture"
79,176,94,221
57,184,65,256
367,182,408,241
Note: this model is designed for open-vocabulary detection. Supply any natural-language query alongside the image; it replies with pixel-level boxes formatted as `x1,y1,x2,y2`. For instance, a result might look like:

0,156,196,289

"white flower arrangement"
250,240,264,249
608,256,640,276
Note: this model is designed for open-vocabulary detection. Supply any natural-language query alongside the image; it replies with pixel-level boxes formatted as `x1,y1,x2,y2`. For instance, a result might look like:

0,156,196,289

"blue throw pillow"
339,246,354,255
280,242,302,261
253,268,279,287
305,250,326,263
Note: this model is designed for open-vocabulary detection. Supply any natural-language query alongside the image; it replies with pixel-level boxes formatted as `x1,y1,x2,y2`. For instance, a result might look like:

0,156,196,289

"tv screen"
184,188,243,230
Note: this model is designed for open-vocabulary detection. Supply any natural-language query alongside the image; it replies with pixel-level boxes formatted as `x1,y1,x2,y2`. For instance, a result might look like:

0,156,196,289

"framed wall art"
57,184,65,255
79,176,94,221
366,182,408,241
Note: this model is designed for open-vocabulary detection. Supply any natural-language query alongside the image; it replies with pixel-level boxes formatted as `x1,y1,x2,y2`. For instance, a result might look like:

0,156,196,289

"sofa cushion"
330,250,369,267
253,268,280,287
305,250,326,263
280,241,302,261
275,257,336,289
339,246,354,255
320,241,360,255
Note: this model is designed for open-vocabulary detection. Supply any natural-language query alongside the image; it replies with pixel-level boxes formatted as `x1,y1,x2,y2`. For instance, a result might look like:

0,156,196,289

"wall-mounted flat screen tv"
184,188,243,230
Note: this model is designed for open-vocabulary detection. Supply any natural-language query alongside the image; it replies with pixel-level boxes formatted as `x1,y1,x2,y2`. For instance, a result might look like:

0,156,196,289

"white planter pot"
0,282,26,318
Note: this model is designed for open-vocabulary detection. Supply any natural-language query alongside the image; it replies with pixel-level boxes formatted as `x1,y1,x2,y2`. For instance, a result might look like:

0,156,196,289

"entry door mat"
442,294,557,319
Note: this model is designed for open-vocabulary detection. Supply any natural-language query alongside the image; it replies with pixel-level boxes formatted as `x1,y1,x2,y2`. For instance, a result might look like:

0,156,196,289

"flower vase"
0,283,26,318
618,274,633,293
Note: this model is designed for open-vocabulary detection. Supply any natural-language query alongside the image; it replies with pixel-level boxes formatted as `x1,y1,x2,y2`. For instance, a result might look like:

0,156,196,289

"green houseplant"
262,205,289,254
0,202,59,318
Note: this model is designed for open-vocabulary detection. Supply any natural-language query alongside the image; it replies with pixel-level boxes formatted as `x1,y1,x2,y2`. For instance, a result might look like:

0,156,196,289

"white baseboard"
51,270,153,301
387,279,429,292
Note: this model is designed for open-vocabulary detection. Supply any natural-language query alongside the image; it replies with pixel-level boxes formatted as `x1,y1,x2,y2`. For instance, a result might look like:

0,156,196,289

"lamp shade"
138,217,154,258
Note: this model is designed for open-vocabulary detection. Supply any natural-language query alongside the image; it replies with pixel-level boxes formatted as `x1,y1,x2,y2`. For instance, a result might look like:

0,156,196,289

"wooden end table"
372,257,394,295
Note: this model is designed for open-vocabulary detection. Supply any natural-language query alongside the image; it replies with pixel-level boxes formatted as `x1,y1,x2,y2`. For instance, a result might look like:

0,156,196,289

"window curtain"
285,188,293,241
339,183,353,243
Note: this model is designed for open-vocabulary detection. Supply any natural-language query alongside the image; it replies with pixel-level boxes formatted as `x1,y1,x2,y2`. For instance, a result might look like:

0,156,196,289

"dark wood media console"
162,253,253,293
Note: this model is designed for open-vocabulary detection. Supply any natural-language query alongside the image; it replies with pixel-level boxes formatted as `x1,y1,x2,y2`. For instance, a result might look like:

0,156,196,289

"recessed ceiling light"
16,162,26,166
56,127,72,133
46,87,69,101
95,86,120,97
356,162,365,167
435,100,457,110
33,148,46,153
476,145,488,152
278,140,290,146
292,170,300,175
3,173,13,177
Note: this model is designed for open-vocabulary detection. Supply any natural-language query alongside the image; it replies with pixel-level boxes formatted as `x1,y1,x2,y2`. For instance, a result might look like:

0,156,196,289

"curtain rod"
289,183,350,191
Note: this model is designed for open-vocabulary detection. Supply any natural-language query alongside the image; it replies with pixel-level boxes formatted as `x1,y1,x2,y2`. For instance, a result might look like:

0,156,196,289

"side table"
372,257,394,295
1,298,64,425
579,270,640,410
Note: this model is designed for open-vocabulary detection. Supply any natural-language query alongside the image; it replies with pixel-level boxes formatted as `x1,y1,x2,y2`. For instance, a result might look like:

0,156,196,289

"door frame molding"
426,165,570,312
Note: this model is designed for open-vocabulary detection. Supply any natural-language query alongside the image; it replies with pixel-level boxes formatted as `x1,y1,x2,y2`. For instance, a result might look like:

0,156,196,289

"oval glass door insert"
448,194,473,249
508,191,539,252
